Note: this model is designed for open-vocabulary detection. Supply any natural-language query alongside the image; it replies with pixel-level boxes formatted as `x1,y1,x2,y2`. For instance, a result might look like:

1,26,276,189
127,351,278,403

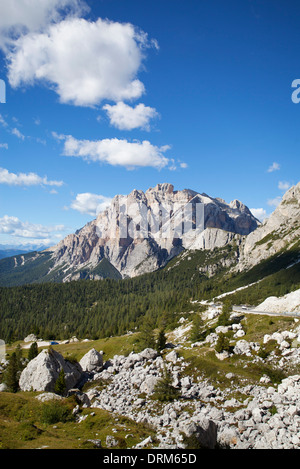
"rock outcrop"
79,348,103,373
19,348,82,392
237,181,300,271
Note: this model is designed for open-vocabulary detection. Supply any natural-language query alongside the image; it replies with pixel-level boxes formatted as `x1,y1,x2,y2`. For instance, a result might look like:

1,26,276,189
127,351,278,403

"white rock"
79,348,103,373
19,348,82,392
165,350,178,363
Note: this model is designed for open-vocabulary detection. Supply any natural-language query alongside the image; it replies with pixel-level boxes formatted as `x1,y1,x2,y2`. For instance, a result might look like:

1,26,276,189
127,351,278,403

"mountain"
0,183,259,286
0,243,50,260
237,181,300,271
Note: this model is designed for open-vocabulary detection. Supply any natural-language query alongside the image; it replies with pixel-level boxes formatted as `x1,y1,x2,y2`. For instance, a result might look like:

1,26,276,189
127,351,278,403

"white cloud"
250,208,268,222
278,181,291,191
267,196,282,207
103,102,159,131
0,167,63,187
7,17,156,107
180,162,188,169
267,162,280,173
0,114,8,127
56,133,171,170
0,215,66,241
0,143,8,150
71,193,112,217
0,0,88,50
11,127,25,140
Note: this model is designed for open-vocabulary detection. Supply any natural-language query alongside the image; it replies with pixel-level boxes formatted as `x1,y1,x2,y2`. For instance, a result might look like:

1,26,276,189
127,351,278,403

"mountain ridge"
0,181,299,288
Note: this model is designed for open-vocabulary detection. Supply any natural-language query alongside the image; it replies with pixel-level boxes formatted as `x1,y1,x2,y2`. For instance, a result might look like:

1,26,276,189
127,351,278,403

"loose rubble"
3,308,300,449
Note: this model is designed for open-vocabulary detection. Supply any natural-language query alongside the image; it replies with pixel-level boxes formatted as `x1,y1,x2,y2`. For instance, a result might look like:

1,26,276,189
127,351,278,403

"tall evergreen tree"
4,352,19,393
153,366,180,402
156,328,167,352
28,342,38,362
54,368,66,396
137,319,156,351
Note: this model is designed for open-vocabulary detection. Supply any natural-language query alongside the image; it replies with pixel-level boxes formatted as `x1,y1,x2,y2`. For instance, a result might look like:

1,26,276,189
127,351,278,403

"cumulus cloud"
0,215,66,241
0,167,63,187
55,133,171,170
267,162,280,173
250,208,268,222
103,102,159,131
0,0,88,50
7,17,156,107
71,193,112,217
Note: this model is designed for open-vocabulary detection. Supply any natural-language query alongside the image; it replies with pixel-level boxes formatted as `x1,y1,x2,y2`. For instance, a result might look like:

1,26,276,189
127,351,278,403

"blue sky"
0,0,299,246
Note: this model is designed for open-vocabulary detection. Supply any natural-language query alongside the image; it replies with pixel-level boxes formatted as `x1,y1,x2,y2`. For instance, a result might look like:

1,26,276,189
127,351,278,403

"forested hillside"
0,241,299,344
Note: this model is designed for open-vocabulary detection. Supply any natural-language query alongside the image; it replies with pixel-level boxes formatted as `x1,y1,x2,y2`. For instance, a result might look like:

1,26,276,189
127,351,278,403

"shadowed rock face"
45,183,259,280
237,181,300,271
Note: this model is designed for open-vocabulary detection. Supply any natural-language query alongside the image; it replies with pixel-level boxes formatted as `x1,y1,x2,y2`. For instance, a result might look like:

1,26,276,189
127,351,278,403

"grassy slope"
0,391,156,449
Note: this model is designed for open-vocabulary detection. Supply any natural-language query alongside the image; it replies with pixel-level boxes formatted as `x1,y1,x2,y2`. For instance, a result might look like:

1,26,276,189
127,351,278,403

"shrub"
153,367,180,402
39,400,74,425
215,333,231,353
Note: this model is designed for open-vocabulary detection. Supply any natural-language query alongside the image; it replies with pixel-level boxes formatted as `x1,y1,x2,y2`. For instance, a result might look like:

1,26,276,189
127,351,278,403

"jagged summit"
44,183,258,281
0,183,262,285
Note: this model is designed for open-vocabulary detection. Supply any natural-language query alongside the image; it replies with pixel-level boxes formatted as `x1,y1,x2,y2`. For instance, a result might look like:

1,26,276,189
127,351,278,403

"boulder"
24,333,38,343
140,375,160,394
79,348,103,373
19,348,82,392
179,417,217,449
165,350,178,363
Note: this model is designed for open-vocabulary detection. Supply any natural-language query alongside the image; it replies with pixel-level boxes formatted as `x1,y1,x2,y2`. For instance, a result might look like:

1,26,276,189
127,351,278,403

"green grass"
7,332,139,363
0,391,157,449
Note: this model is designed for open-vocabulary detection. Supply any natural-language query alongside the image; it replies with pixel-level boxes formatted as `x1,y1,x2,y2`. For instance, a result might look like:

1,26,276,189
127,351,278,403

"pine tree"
156,328,167,352
54,369,66,396
190,314,204,342
153,366,180,402
4,352,19,393
137,319,156,351
28,342,38,362
215,332,231,353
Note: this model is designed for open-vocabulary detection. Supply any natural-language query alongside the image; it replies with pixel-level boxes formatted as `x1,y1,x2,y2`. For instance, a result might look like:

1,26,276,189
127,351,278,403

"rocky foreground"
10,321,300,450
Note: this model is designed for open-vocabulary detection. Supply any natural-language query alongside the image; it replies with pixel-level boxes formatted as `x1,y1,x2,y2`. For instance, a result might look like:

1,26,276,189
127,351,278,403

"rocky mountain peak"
44,183,259,281
237,181,300,270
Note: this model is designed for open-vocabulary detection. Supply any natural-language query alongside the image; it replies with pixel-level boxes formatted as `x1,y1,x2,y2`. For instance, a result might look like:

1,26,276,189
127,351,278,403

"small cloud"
180,162,188,169
0,215,67,242
250,208,268,222
267,162,280,173
0,114,8,128
103,102,159,131
57,133,171,170
11,127,25,140
70,193,112,217
267,196,282,207
278,181,291,191
0,143,8,150
0,167,64,187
